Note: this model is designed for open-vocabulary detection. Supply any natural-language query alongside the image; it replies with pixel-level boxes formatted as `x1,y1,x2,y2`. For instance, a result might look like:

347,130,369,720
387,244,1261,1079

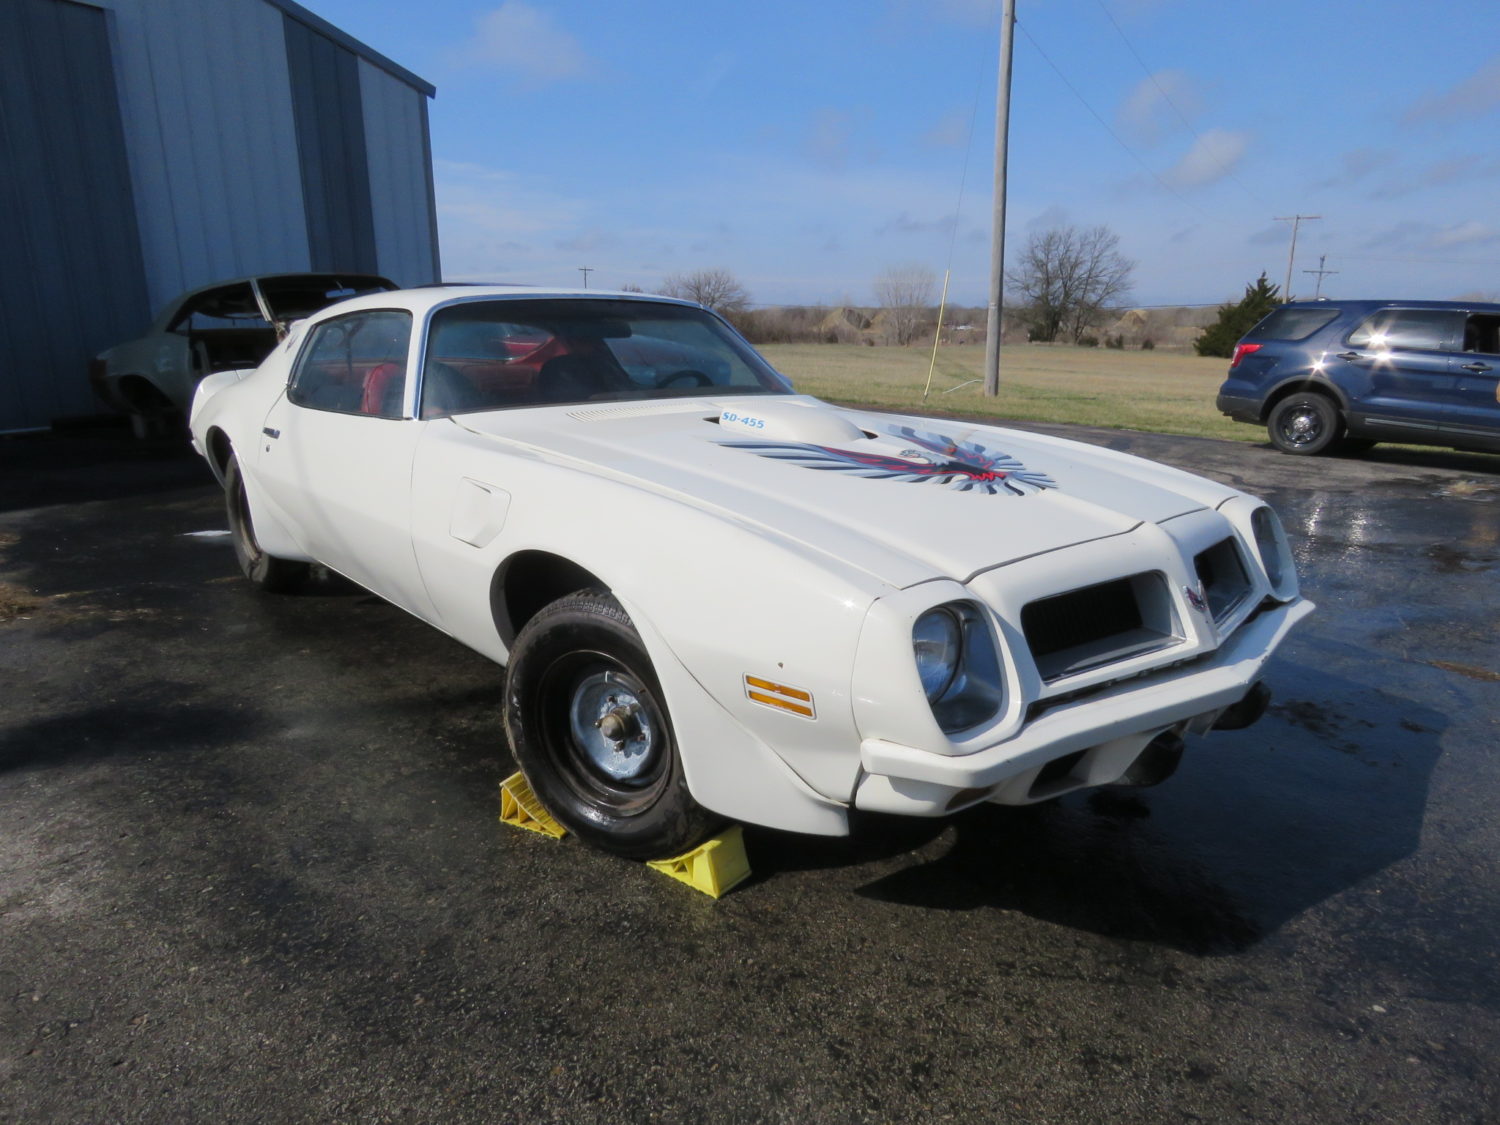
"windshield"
419,298,793,418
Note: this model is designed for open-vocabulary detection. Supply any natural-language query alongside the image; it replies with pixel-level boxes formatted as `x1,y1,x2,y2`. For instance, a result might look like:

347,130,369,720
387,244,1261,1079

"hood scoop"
715,399,869,444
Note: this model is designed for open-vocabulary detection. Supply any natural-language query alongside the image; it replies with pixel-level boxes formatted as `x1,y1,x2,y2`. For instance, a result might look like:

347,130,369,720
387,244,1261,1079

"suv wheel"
1268,393,1342,455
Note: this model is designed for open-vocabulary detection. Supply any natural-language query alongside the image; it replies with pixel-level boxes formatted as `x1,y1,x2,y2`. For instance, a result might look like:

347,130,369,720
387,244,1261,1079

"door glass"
1347,309,1461,352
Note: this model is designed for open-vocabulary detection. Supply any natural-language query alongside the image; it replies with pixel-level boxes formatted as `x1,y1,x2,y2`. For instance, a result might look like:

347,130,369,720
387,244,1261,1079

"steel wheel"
504,590,718,859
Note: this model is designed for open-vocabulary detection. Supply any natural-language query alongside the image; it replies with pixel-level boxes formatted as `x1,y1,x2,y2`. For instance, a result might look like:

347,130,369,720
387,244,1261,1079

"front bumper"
853,596,1313,815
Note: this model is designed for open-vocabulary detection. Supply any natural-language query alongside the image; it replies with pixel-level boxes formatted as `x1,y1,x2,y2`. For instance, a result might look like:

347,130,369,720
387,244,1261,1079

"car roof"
1282,298,1500,314
308,285,703,320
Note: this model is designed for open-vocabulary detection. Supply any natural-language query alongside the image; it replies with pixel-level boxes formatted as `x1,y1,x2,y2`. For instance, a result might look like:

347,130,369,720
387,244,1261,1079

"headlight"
913,608,963,702
912,602,1006,734
1251,506,1289,590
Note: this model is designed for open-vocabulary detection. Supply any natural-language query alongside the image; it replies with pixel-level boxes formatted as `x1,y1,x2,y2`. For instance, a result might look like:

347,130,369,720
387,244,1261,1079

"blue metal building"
0,0,441,432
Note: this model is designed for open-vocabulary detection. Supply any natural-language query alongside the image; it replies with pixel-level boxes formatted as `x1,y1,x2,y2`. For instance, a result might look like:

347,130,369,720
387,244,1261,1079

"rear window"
1245,307,1339,342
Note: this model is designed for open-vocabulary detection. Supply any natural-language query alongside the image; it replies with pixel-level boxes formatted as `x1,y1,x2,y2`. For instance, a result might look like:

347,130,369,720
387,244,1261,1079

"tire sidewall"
224,455,305,592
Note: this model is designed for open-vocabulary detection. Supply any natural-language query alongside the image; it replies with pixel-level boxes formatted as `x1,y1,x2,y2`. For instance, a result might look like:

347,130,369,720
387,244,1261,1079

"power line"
1012,19,1211,222
1091,0,1270,209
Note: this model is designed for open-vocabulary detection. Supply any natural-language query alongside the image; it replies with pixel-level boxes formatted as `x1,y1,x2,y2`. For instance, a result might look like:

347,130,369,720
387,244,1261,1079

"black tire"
1267,393,1343,455
504,590,718,859
224,455,309,593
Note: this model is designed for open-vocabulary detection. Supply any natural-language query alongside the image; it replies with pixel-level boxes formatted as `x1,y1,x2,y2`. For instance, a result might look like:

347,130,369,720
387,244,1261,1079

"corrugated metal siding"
0,0,151,431
107,0,312,311
284,16,379,275
359,60,441,286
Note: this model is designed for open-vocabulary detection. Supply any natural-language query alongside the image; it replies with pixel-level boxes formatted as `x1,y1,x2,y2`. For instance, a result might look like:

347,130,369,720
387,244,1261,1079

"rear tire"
225,455,309,593
504,590,719,859
1267,393,1342,455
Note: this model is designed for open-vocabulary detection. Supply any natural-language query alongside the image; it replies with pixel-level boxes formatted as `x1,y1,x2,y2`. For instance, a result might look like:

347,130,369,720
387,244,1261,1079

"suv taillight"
1230,342,1263,368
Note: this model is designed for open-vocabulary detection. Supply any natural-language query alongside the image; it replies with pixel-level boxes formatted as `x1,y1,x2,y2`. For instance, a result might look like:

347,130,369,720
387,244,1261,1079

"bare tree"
659,268,752,316
1006,225,1134,344
873,264,937,345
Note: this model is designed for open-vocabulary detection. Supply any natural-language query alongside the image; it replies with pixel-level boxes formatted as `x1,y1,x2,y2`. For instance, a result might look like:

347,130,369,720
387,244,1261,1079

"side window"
289,310,412,417
1347,309,1462,352
1461,314,1500,355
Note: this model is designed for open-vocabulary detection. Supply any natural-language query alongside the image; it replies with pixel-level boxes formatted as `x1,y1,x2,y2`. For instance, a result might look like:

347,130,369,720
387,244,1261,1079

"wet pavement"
2,422,1498,1123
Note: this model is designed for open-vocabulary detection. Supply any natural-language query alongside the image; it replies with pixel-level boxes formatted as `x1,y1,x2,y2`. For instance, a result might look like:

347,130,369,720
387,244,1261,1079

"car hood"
454,395,1235,590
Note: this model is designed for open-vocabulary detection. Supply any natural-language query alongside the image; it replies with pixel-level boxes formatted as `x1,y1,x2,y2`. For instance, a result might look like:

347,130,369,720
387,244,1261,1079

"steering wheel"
654,368,711,389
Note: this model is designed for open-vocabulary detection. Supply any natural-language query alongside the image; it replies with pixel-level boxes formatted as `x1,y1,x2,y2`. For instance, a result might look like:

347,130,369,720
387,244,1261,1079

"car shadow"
748,661,1443,955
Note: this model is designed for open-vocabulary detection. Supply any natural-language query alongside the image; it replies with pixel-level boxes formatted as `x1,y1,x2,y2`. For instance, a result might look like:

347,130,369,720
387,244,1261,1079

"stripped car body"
93,272,396,428
189,286,1312,858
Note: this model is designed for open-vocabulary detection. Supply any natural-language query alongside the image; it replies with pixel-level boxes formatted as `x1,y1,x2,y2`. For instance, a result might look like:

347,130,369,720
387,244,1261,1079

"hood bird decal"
721,425,1057,496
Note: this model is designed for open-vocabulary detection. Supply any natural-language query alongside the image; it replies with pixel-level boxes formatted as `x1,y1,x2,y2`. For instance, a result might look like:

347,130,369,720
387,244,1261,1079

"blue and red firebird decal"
721,425,1057,497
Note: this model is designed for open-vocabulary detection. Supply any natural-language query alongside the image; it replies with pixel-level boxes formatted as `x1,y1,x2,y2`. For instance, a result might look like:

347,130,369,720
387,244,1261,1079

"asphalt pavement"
2,419,1498,1123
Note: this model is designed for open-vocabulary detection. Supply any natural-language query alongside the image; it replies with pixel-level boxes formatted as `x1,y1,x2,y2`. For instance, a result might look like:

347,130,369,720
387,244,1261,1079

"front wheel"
224,455,309,592
504,590,718,859
1267,393,1343,455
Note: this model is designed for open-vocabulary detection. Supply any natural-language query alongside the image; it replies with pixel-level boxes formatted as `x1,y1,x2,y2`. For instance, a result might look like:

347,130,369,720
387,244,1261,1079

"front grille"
1021,572,1178,682
1194,537,1252,623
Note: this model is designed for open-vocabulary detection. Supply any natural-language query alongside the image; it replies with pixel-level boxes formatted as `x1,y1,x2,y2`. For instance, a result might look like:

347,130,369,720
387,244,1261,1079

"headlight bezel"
911,601,1005,734
1250,504,1295,598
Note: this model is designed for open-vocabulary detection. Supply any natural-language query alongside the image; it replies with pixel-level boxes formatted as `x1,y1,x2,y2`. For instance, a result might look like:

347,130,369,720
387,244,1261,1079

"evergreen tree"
1195,273,1281,357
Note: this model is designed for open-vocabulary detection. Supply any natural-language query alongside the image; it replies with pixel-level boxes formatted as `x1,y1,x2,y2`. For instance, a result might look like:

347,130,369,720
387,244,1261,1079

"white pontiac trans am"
190,286,1313,859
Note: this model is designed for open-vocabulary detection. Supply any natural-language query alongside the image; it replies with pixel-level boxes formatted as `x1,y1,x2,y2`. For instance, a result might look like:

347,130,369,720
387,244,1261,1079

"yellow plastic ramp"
646,824,751,898
498,772,567,839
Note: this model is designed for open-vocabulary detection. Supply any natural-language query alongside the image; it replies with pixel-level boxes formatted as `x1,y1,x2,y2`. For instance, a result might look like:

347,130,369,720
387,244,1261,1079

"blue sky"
307,0,1500,308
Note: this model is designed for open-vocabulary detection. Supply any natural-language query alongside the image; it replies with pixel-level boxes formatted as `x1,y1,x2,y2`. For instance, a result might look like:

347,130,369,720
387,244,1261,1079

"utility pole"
1273,215,1320,301
578,267,593,289
1302,254,1337,299
983,0,1016,396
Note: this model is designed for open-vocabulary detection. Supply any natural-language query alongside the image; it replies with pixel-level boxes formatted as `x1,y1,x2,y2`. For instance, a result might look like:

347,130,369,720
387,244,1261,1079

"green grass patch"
758,342,1251,441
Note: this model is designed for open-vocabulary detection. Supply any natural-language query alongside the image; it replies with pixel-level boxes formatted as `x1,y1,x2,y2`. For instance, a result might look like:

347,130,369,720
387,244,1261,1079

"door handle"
262,427,281,439
1335,351,1364,361
1459,362,1493,373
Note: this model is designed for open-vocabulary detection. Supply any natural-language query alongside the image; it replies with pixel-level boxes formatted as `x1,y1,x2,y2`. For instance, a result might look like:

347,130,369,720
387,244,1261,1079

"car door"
1442,311,1500,449
255,308,440,623
1332,308,1465,439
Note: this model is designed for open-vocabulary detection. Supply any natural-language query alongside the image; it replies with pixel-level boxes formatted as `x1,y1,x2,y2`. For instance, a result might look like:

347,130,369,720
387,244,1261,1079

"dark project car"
92,272,396,435
1216,299,1500,455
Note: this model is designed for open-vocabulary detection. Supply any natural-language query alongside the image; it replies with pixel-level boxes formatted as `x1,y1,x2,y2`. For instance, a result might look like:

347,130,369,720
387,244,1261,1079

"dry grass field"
758,342,1249,441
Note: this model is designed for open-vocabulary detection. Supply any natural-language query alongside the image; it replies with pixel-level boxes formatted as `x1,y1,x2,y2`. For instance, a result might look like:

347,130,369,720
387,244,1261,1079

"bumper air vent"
1021,572,1179,682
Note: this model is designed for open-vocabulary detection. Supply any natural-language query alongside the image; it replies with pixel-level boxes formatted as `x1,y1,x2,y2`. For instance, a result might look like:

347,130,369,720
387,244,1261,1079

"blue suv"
1215,299,1500,455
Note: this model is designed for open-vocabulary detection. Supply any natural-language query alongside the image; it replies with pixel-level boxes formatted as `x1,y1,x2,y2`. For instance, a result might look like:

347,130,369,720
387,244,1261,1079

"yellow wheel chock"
498,772,567,839
498,774,751,897
646,825,751,899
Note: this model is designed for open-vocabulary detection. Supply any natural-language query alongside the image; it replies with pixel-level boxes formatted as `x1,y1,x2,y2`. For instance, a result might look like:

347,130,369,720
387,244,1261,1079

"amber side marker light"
744,674,816,719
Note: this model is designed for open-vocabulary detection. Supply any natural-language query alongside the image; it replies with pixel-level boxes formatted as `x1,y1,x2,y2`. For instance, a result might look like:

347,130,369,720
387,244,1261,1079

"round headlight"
913,608,963,702
1251,506,1287,588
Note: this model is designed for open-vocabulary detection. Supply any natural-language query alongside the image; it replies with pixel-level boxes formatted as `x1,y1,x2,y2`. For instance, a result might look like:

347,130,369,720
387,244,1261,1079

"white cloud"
1433,221,1500,249
921,109,970,150
1118,70,1199,146
1403,54,1500,123
1164,128,1249,188
453,2,590,81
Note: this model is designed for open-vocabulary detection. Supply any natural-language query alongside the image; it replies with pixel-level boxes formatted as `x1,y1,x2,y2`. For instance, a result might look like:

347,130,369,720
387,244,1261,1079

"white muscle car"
189,286,1313,859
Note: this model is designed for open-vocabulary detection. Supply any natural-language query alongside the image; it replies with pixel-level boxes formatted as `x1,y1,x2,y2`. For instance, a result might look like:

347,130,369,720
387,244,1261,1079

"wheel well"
205,428,233,483
1260,380,1343,423
492,551,606,649
116,375,175,414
